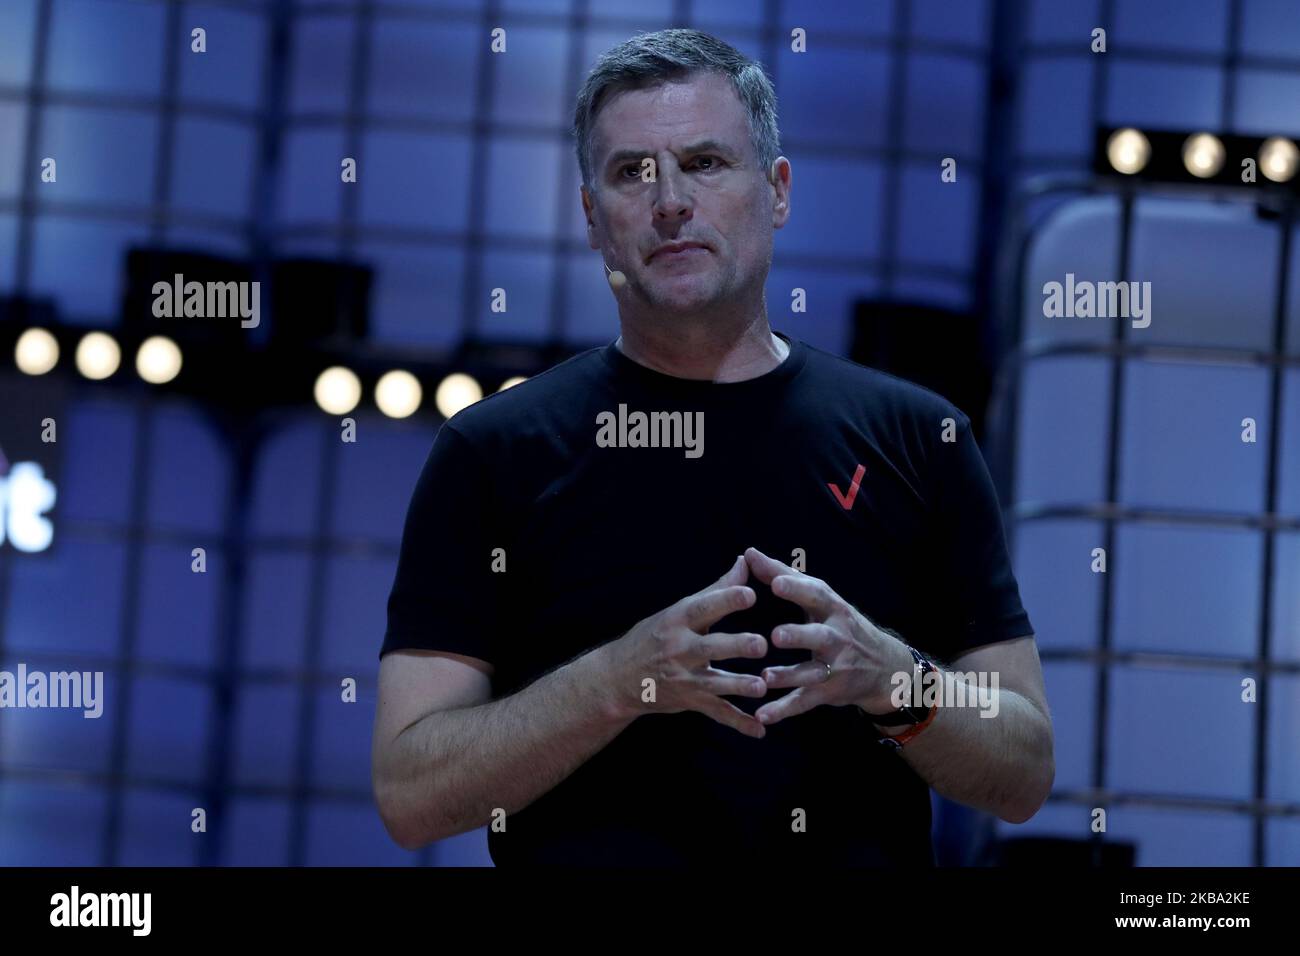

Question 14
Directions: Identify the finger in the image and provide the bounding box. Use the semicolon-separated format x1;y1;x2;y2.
769;621;837;655
761;660;833;690
756;685;828;726
697;668;768;698
770;573;836;621
680;584;755;632
699;554;749;595
695;632;768;662
742;546;799;585
697;697;767;739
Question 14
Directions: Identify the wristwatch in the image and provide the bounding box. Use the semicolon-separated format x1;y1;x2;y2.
858;645;937;726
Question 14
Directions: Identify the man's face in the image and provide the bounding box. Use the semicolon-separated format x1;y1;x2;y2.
582;71;790;317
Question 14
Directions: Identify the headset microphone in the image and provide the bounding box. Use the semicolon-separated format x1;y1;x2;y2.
604;261;626;290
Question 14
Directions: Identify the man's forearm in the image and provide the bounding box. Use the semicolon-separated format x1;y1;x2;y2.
374;644;636;849
873;669;1054;824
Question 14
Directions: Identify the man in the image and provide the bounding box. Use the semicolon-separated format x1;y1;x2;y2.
373;28;1053;866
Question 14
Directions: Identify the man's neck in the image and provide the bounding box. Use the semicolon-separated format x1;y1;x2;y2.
613;320;789;383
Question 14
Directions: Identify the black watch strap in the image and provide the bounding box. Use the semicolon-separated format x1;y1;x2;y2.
859;645;936;726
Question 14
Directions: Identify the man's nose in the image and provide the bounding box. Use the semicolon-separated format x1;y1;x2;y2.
651;163;693;222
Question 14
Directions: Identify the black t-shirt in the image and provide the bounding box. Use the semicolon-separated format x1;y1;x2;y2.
381;330;1034;866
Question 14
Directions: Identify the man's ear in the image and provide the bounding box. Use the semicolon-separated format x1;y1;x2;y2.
769;157;791;229
580;184;601;250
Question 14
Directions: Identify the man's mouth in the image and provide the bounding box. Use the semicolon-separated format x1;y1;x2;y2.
647;242;710;263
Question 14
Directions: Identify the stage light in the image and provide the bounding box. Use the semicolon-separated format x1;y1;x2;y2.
1106;128;1150;175
1182;133;1224;178
375;370;422;419
314;366;362;415
75;332;121;380
136;335;182;384
498;375;528;391
435;372;482;418
14;328;59;376
1259;137;1299;184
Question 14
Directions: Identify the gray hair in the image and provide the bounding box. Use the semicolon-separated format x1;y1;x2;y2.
571;28;781;190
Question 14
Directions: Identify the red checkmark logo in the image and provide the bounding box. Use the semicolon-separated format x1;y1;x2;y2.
827;463;866;510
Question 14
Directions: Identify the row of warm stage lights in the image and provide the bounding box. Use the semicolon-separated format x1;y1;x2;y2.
12;327;528;419
1105;128;1300;181
311;365;528;419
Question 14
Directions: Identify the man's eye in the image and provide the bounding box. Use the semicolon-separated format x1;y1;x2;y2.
691;155;721;171
620;164;644;178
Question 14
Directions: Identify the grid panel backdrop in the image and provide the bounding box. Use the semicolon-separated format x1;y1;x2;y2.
1002;195;1300;866
990;0;1300;866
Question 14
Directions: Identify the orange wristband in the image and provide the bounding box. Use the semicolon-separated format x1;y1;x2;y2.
878;702;938;752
